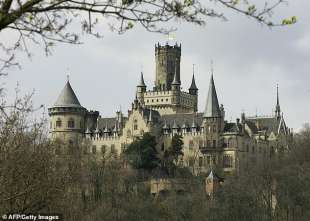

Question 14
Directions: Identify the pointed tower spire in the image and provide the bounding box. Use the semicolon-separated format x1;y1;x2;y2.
53;80;82;108
138;72;146;87
275;84;281;119
189;64;198;96
203;74;221;118
171;61;180;85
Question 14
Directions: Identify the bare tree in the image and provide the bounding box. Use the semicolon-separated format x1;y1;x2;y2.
0;0;295;74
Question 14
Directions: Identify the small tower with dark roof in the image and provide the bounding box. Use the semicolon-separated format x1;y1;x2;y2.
189;65;198;112
275;84;281;120
136;72;147;105
171;64;181;91
48;79;87;144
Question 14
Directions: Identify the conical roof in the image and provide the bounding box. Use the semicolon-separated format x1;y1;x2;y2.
203;75;221;118
54;81;82;108
137;72;146;87
189;74;198;90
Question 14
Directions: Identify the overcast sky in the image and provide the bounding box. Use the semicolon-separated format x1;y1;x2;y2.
2;0;310;131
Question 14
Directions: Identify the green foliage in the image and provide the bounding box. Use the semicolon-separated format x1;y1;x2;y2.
124;133;160;171
282;16;297;25
162;134;184;176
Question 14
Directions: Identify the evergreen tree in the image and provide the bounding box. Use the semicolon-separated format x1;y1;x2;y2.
124;133;160;171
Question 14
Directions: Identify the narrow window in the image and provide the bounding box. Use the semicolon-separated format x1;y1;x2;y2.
92;145;96;154
101;145;106;154
213;140;216;148
68;118;75;128
111;144;115;153
189;140;194;149
133;119;138;130
199;157;203;167
56;118;62;128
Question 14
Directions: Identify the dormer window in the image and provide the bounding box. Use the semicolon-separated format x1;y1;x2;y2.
68;118;75;128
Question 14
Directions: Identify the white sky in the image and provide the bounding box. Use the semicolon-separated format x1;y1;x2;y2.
2;0;310;132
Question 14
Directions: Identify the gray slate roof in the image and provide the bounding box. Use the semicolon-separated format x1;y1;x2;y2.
189;74;198;90
137;72;146;87
54;81;82;108
246;116;280;135
203;75;221;118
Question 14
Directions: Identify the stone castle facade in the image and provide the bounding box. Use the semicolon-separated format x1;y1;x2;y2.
48;42;292;175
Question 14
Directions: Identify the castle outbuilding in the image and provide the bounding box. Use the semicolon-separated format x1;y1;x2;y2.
48;42;292;175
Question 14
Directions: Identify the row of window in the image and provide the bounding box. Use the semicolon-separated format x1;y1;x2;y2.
189;140;217;149
91;143;128;155
92;144;115;154
146;98;169;103
52;118;76;129
196;155;233;168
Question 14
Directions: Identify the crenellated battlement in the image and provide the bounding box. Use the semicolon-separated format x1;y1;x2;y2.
155;42;181;55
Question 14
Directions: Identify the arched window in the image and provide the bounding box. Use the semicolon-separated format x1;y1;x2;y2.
56;118;62;128
92;145;96;154
101;145;106;154
68;118;75;128
127;130;131;138
223;155;233;168
133;119;138;130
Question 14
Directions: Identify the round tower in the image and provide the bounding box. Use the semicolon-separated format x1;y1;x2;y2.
48;80;87;145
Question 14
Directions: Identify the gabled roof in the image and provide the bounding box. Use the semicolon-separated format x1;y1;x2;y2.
53;81;82;108
203;75;221;118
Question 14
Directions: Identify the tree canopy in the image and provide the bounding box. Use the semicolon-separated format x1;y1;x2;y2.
124;132;160;171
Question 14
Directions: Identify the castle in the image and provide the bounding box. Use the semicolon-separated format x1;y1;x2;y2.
48;42;292;175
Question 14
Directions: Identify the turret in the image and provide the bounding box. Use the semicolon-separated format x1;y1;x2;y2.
48;79;87;144
171;63;181;91
136;72;147;105
203;74;223;147
189;65;198;95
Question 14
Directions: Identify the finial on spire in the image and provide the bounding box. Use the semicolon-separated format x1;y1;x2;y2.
210;60;214;75
275;83;281;119
138;72;146;87
193;64;195;75
66;67;70;82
